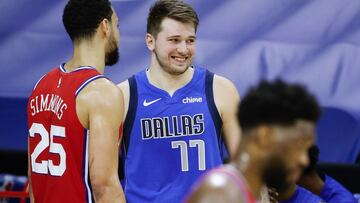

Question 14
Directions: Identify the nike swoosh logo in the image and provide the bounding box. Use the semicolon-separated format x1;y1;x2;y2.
143;98;162;106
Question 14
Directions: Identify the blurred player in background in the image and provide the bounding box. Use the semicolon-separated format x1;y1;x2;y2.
186;80;321;203
273;145;357;203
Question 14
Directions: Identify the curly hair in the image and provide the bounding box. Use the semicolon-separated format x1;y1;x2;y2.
238;80;321;131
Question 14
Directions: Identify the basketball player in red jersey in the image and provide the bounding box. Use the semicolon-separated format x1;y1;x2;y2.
186;80;321;203
27;0;125;202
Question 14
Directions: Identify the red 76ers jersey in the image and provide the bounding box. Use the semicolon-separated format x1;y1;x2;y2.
27;64;105;203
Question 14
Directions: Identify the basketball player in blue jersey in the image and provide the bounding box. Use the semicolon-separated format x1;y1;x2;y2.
186;80;321;203
117;0;240;202
274;145;357;203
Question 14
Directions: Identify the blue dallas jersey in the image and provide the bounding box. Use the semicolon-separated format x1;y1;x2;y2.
319;175;357;203
120;67;228;203
280;175;357;203
280;186;325;203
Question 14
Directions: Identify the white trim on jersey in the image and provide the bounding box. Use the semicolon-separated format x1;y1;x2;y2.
84;130;92;203
75;75;104;96
33;74;46;90
59;64;96;73
59;64;66;72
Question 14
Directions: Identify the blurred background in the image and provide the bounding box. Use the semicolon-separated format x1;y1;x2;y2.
0;0;359;194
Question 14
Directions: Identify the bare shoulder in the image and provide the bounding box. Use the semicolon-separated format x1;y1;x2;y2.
187;172;245;203
212;75;241;157
213;74;240;99
81;78;124;106
117;80;129;94
117;80;129;121
76;78;124;128
117;80;129;103
212;74;240;116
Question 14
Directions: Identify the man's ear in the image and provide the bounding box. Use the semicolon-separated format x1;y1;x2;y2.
99;18;111;38
254;125;273;149
146;33;155;51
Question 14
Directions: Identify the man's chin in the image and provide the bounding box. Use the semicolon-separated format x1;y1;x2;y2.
263;162;291;193
169;67;188;75
170;63;192;73
268;180;291;194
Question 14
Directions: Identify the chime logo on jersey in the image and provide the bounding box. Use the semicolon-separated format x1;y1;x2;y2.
141;113;205;139
182;96;203;104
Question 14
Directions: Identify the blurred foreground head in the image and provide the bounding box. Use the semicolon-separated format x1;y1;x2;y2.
238;80;321;193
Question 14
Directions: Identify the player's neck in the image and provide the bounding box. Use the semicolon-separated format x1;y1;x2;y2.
66;41;106;74
236;151;263;199
147;64;194;97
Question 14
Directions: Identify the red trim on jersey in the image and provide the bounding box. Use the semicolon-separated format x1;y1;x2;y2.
212;166;257;203
185;165;257;203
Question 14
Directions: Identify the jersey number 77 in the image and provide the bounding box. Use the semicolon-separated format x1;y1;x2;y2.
171;139;206;172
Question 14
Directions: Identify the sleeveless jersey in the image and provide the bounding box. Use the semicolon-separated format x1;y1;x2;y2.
27;64;105;203
120;67;228;203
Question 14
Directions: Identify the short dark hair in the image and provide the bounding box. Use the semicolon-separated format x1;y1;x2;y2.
238;80;321;131
147;0;199;38
62;0;113;42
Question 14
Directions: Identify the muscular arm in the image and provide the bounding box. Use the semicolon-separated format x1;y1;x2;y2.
77;78;125;203
117;80;129;123
213;75;241;159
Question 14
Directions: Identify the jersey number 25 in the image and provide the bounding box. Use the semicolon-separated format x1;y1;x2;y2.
29;123;66;176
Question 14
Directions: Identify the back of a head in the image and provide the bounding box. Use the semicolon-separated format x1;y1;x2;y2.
238;80;321;132
63;0;113;42
147;0;199;38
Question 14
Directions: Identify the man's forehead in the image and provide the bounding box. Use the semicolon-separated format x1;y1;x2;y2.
294;120;315;134
159;18;195;34
270;120;315;141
